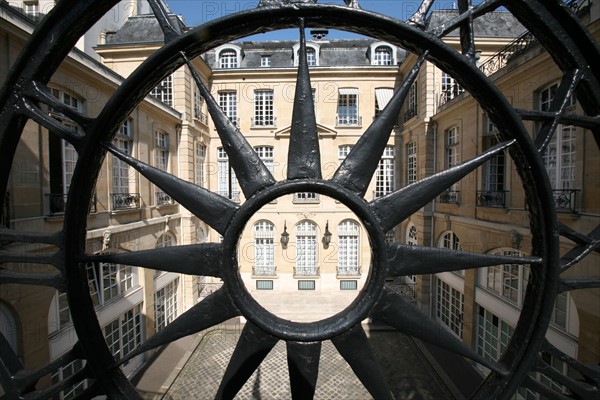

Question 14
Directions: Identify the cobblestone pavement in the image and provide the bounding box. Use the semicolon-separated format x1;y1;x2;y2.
165;327;455;400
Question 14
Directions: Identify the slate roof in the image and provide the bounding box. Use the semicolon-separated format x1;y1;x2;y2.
105;14;188;45
428;10;526;38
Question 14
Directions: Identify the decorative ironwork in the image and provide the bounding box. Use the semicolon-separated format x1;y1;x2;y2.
111;193;141;210
47;193;96;215
552;189;579;213
440;190;460;204
294;266;320;277
156;191;175;206
479;31;537;76
477;190;508;208
251;116;277;128
387;282;416;302
336;115;362;127
337;266;361;276
293;192;319;202
253;266;277;276
0;1;598;399
403;105;417;121
438;82;465;108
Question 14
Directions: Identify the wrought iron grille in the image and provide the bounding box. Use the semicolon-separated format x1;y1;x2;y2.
0;1;599;400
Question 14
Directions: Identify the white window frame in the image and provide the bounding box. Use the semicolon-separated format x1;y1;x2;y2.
86;261;139;308
150;75;173;106
373;45;393;65
260;55;272;67
254;221;275;276
254;146;274;175
404;82;418;120
407;141;417;185
337;88;360;126
51;359;88;400
219;49;239;68
440;71;464;103
375;146;395;198
195;142;206;187
155;278;179;331
295;221;318;276
480;249;529;306
112;119;133;195
338;220;360;275
436;279;464;338
217;147;240;201
476;305;514;364
154;131;169;172
293;43;320;66
253;90;275;126
218;91;238;126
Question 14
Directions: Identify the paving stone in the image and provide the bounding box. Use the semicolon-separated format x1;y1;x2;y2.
166;328;455;399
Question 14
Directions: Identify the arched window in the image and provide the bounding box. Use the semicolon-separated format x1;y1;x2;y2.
306;47;316;66
219;49;238;68
254;221;275;276
156;232;176;248
296;221;317;276
338;220;360;275
373;45;393;65
293;43;320;66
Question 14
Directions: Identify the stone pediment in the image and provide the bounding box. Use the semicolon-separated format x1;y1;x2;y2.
274;123;337;139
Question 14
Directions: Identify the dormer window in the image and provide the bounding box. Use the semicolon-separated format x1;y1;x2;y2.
216;45;242;69
293;42;320;67
369;42;397;66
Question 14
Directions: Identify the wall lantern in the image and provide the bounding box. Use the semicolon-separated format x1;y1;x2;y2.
322;221;332;249
280;221;290;249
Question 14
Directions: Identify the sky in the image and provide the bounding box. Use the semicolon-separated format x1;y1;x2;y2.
165;0;473;41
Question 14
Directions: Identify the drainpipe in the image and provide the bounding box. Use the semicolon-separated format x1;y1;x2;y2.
429;120;438;317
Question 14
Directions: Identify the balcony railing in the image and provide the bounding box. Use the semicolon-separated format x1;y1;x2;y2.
293;192;319;203
194;109;209;125
438;83;465;108
477;190;508;208
156;191;176;206
388;282;416;302
253;266;277;277
336;115;362;127
47;193;96;215
111;193;141;211
251;116;277;128
553;189;579;213
403;106;417;122
294;266;320;277
479;31;537;76
337;266;361;277
217;190;241;202
440;190;460;204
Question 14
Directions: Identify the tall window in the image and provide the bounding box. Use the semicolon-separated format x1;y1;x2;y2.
482;118;505;192
104;304;143;366
51;359;88;399
154;131;169;171
156;232;175;249
436;279;464;338
445;127;460;192
86;262;138;307
306;47;317;66
338;220;360;275
373;46;393;65
155;278;179;331
194;89;205;122
440;72;464;104
217;147;240;200
254;146;274;175
112;119;133;195
253;90;274;126
375;146;395;198
338;145;353;174
296;221;317;276
218;91;237;126
219;49;238;68
150;75;173;106
440;231;463;275
49;88;82;203
337;88;359;126
406;141;417;185
195;143;206;187
551;292;569;330
254;221;275;276
539;84;577;190
481;249;529;306
476;306;513;363
404;82;418;121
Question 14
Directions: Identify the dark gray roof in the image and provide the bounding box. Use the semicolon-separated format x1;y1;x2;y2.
204;39;407;69
104;14;188;45
428;10;526;38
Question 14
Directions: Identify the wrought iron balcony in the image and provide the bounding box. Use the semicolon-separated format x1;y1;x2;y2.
111;193;141;211
252;266;277;277
403;106;417;122
337;266;361;277
156;191;176;206
387;282;416;302
477;190;508;208
438;83;465;108
336;115;362;127
251;116;277;128
47;193;96;215
552;189;579;213
479;31;537;76
440;190;460;204
194;109;208;125
294;266;320;277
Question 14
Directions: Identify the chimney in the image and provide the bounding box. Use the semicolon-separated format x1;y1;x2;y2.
310;29;329;40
